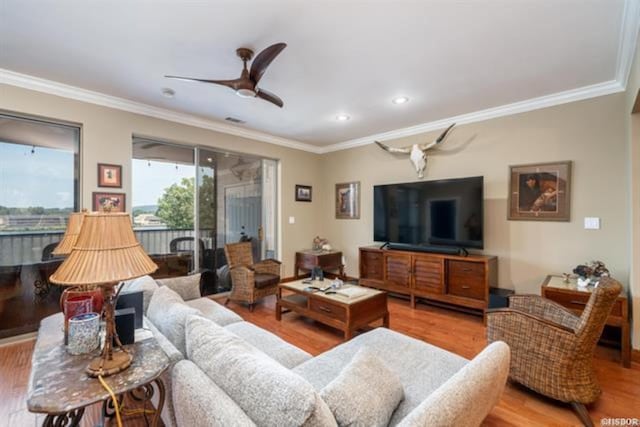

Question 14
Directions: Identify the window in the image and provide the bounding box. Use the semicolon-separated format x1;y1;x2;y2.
132;138;196;276
0;112;80;338
132;137;279;295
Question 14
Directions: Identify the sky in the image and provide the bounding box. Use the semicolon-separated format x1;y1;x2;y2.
0;142;75;208
131;159;194;207
0;141;196;209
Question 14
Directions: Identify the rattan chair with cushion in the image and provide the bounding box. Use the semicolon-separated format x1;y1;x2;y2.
224;241;281;311
486;277;622;427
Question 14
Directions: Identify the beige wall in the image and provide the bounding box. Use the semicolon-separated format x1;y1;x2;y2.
0;84;323;277
320;93;631;298
631;112;639;350
626;40;640;350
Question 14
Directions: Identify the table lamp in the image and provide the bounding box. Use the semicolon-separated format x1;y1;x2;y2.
50;212;158;377
52;210;86;256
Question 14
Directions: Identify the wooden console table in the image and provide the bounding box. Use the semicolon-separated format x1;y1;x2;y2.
27;313;169;426
295;249;344;278
359;246;497;319
541;275;630;368
276;279;388;340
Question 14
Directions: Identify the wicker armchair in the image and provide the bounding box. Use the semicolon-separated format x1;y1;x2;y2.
487;277;622;427
224;242;281;311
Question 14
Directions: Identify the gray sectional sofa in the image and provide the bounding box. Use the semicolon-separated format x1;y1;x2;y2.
122;274;511;427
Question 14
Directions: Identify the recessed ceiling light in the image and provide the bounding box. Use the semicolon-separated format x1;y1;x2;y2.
392;96;409;105
161;88;175;98
336;114;351;121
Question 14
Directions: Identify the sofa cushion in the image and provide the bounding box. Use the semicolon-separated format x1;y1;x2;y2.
148;286;200;355
144;317;182;427
172;360;257;427
396;341;510;427
157;274;202;301
185;298;243;326
320;348;404;427
121;275;158;314
144;316;183;364
254;273;280;289
293;327;467;426
225;321;312;369
185;315;335;427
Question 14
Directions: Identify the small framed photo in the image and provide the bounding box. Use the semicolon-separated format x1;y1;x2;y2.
98;163;122;188
335;181;360;219
295;185;312;202
92;192;126;213
508;161;572;221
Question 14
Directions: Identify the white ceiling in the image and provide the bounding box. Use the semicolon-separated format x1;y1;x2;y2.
0;0;637;151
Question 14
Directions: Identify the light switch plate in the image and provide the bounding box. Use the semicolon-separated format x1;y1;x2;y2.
288;216;295;224
584;217;600;230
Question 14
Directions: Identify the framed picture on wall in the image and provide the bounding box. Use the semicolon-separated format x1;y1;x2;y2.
92;192;126;213
98;163;122;188
335;181;360;219
508;161;572;221
295;185;312;202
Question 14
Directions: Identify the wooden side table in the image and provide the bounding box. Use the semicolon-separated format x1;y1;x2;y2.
27;313;170;426
541;275;631;368
295;249;344;278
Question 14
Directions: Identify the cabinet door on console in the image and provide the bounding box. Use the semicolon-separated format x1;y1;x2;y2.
360;250;383;281
413;256;444;294
384;253;412;289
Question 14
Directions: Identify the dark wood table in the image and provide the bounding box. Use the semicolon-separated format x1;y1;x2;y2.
295;249;344;278
276;279;388;340
541;274;630;368
27;313;169;426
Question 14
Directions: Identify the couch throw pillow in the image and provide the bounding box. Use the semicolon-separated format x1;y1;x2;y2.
320;347;404;427
185;315;334;427
120;275;158;314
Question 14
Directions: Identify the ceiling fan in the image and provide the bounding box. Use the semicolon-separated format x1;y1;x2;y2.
165;43;287;108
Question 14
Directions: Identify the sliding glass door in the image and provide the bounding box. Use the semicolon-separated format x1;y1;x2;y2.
0;113;80;338
132;138;278;295
196;149;277;294
132;138;196;277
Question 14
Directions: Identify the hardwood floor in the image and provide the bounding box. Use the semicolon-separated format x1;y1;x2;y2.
1;294;638;426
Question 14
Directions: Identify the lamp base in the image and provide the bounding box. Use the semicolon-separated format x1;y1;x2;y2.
86;350;132;377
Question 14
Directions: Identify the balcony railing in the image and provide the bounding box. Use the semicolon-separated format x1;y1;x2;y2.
0;228;195;266
0;227;205;339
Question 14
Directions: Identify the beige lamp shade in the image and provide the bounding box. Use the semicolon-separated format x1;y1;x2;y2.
52;211;85;256
50;212;158;286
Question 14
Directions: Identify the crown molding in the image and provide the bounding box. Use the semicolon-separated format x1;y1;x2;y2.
0;0;637;156
318;80;624;153
0;69;324;154
616;0;640;88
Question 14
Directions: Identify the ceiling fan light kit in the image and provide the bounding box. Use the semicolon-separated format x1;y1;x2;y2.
236;88;256;98
165;43;287;108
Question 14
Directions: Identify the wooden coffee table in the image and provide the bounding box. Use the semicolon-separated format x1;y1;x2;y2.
276;279;389;340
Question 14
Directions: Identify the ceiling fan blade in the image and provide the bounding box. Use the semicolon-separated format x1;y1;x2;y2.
256;89;284;108
165;75;239;90
249;43;287;84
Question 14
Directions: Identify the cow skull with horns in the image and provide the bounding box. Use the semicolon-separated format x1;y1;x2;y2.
374;123;456;179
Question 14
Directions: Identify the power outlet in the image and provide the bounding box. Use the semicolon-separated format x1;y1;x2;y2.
288;216;296;224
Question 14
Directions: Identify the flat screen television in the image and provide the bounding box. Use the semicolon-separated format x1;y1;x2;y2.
374;176;484;250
